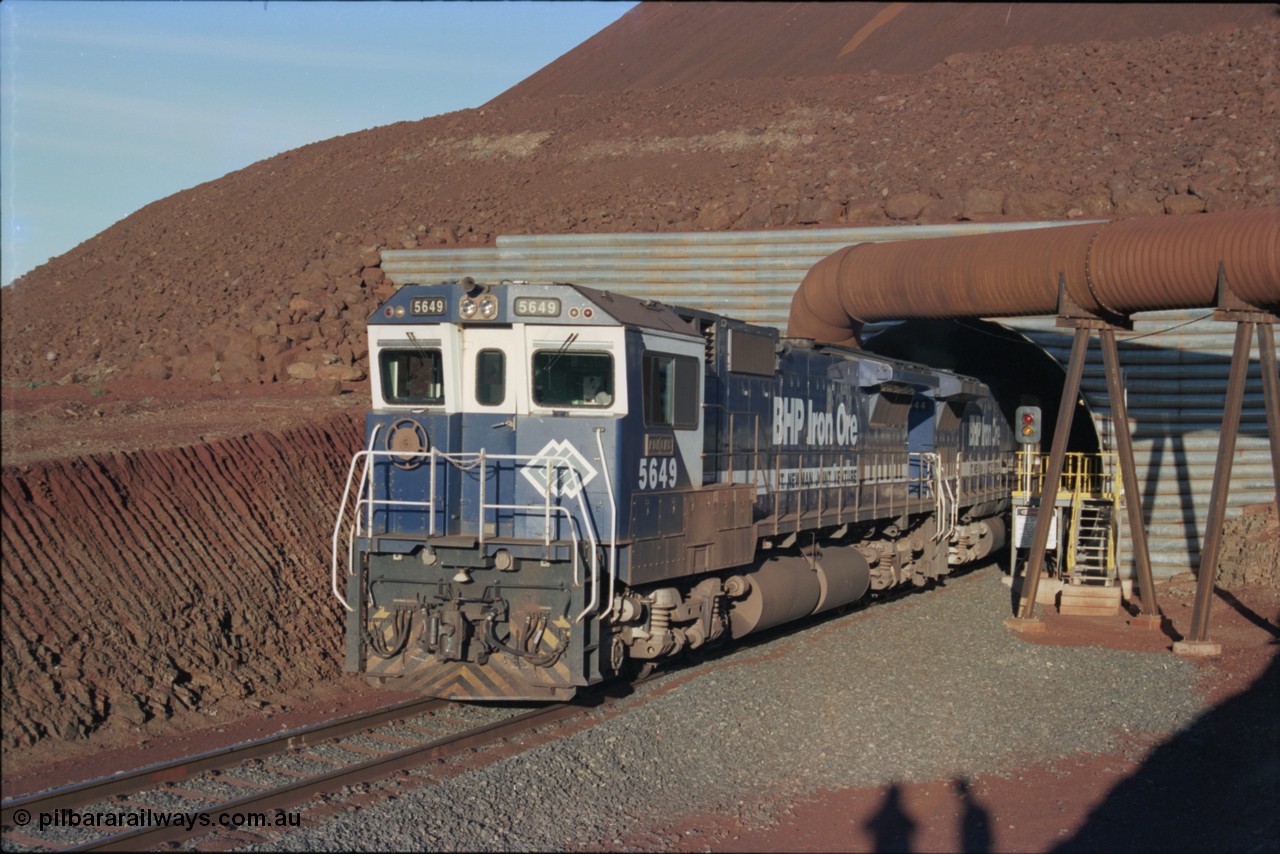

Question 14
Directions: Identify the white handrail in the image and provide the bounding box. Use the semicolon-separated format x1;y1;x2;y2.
593;427;618;621
543;459;554;560
331;425;383;613
332;439;608;620
478;449;488;548
571;480;600;622
331;453;362;613
428;446;439;536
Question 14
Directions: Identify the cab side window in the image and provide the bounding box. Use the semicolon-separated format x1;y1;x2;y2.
475;349;506;406
643;352;699;428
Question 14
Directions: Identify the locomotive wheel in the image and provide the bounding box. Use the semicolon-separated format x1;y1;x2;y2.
625;660;657;682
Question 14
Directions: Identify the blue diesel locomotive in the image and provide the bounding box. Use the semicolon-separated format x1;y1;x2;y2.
332;280;1012;700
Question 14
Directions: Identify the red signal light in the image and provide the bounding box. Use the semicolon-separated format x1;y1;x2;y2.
1015;406;1042;444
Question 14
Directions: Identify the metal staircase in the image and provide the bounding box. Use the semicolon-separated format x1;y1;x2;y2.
1013;451;1125;615
1067;497;1115;583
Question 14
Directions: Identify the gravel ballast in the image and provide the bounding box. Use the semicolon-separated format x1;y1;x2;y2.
256;568;1204;851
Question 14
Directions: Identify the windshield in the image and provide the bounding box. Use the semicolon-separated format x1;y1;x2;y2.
532;351;614;408
380;349;444;405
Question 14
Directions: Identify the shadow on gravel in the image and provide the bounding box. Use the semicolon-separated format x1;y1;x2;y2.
1054;649;1280;853
868;784;916;853
954;777;993;854
866;778;994;853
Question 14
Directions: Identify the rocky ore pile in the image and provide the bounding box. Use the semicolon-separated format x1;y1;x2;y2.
2;20;1276;388
1218;505;1280;590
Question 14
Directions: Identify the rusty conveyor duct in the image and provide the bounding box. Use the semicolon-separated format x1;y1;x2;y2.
787;207;1280;346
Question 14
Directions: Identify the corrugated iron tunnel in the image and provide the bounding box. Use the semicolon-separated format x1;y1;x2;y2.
863;318;1101;455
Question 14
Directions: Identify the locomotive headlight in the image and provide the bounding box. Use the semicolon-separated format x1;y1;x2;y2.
478;294;498;319
460;297;478;319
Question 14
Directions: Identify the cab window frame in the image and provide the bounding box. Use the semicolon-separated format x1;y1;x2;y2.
642;351;700;429
379;347;445;406
531;350;615;409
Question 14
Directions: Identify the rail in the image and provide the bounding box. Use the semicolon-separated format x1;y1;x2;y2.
0;697;447;825
8;700;595;852
332;441;616;622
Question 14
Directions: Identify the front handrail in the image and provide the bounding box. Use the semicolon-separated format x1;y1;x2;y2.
331;441;617;623
331;425;383;613
592;427;618;622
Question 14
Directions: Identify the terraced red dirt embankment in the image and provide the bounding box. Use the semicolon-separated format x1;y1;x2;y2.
1;390;363;757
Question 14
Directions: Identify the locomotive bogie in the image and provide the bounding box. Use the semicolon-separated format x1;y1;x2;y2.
333;281;1015;700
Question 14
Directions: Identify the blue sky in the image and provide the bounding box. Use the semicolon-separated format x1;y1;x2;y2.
0;0;636;286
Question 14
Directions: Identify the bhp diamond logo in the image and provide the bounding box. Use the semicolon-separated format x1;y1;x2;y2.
522;439;598;498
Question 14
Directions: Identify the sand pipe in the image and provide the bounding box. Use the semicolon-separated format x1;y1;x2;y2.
787;207;1280;346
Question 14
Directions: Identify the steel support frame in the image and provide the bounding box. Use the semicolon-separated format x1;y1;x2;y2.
1100;325;1161;620
1009;278;1161;628
1179;270;1279;652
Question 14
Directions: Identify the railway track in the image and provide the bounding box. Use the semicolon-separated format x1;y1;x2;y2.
0;693;604;851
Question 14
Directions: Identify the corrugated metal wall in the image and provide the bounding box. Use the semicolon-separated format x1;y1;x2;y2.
382;223;1077;330
381;224;1276;578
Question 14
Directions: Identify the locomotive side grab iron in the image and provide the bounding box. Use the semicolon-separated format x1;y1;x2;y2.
333;280;1013;700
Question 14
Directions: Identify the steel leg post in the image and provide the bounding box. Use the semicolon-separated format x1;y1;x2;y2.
1100;328;1160;622
1008;325;1090;628
1256;322;1280;522
1177;320;1254;654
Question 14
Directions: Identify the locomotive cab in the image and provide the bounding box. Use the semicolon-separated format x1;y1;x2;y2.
335;280;705;699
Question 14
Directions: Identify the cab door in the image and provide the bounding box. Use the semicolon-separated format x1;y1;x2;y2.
459;326;523;538
627;333;706;583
